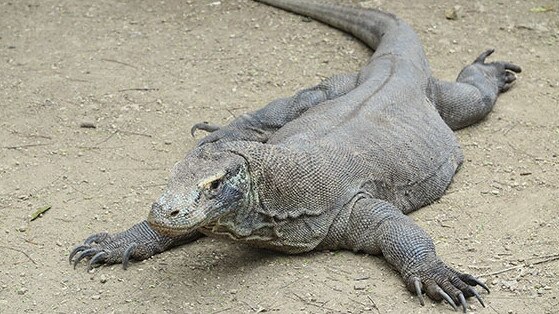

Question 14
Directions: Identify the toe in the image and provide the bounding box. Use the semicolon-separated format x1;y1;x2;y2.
457;293;468;313
502;62;522;73
84;232;109;245
88;251;108;270
436;286;458;310
474;49;495;64
73;248;98;269
69;245;90;263
504;71;516;83
412;277;425;306
459;274;490;294
122;243;138;270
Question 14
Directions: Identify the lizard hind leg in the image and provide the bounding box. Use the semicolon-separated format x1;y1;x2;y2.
194;72;360;146
429;49;521;130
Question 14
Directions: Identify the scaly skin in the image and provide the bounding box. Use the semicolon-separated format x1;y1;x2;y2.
71;1;519;311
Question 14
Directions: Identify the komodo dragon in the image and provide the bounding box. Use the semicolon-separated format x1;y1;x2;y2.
70;0;521;311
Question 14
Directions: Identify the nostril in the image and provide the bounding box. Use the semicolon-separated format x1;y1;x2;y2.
169;210;180;217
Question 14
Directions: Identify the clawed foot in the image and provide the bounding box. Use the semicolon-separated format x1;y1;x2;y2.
405;259;489;312
473;49;522;93
69;231;141;270
69;221;167;271
70;221;202;271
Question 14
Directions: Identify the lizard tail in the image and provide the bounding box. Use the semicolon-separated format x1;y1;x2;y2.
253;0;413;53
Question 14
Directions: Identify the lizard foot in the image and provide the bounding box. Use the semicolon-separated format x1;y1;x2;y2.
70;232;146;271
405;258;489;312
472;49;522;93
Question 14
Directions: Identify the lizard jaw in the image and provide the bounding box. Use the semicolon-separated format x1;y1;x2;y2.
147;219;194;237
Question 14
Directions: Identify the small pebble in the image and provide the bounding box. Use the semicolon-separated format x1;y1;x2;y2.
445;6;463;20
99;275;108;284
17;287;28;295
80;121;96;129
91;295;101;300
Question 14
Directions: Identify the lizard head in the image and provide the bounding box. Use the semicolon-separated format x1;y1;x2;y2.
147;144;250;236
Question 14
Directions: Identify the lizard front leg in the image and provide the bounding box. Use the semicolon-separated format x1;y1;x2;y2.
70;220;203;270
321;195;488;312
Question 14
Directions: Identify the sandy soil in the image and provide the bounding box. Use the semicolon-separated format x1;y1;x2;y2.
1;0;558;313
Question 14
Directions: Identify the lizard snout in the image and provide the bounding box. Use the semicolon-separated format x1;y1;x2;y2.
148;201;196;236
151;201;179;217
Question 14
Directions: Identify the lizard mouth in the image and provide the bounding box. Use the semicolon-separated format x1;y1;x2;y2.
147;219;194;237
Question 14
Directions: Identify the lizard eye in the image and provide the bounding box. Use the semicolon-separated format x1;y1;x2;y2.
198;172;225;197
204;178;222;199
209;179;221;191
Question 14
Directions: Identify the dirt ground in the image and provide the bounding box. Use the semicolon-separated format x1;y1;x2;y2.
1;0;558;313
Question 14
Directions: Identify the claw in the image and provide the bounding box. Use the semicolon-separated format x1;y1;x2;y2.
436;286;457;311
504;71;516;83
122;243;138;270
470;288;485;308
73;248;98;269
69;245;90;263
191;122;220;137
474;49;495;64
502;62;522;73
460;274;490;294
88;251;108;271
413;277;425;306
458;292;467;313
84;232;109;245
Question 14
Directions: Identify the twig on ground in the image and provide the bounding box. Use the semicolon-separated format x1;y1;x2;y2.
480;254;559;277
118;88;159;92
367;295;381;313
115;129;152;138
10;130;52;140
100;58;138;69
0;245;36;265
3;143;50;149
211;307;232;314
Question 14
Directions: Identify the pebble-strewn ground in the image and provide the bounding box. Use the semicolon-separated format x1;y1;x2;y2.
1;1;557;313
